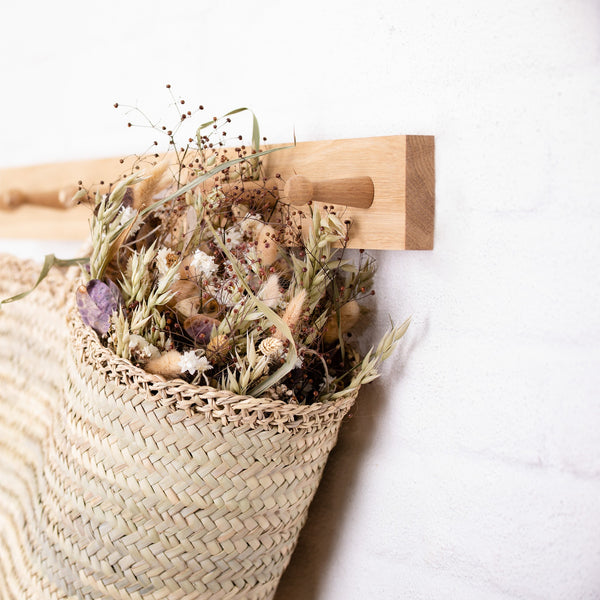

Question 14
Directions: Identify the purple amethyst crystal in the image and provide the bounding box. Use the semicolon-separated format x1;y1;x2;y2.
76;279;122;335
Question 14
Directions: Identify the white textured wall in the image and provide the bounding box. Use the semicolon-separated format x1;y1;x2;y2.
1;1;599;598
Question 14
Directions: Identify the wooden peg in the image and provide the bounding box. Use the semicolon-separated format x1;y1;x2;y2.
0;186;79;210
283;175;374;209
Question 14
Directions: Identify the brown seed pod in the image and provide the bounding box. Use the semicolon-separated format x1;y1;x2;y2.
175;296;201;319
166;280;199;307
176;295;220;319
203;297;220;318
323;300;361;344
256;224;279;267
231;203;249;220
184;314;220;345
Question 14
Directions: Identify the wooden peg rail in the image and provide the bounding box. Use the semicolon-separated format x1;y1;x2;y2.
0;135;435;250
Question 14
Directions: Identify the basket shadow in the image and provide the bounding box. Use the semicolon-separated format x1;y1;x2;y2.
273;306;423;599
272;376;391;600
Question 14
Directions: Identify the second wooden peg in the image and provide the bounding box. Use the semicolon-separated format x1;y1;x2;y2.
283;175;374;209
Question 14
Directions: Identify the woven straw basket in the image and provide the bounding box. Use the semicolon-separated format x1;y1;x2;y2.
0;254;358;600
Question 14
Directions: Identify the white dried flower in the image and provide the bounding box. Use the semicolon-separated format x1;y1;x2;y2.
156;247;179;277
258;336;284;359
212;278;242;307
219;226;243;249
190;249;217;278
128;334;160;361
119;206;136;225
179;351;213;376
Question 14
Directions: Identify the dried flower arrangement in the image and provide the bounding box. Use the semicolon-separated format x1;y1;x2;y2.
0;94;413;599
65;100;409;405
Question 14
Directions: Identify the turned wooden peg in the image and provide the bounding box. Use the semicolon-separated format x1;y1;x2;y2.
283;175;374;209
0;186;79;210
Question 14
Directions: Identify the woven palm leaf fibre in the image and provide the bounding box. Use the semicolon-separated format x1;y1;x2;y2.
0;254;358;599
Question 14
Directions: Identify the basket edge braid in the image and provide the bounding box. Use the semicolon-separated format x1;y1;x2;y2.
69;307;359;434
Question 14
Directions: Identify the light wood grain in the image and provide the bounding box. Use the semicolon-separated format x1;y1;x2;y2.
0;204;93;240
0;135;435;250
405;135;435;249
284;175;374;209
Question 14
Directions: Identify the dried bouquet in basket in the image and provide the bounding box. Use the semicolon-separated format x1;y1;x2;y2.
22;105;409;403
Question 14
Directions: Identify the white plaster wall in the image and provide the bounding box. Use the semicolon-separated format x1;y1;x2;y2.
1;1;599;598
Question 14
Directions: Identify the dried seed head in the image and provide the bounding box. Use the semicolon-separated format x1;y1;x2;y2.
259;336;284;359
145;350;183;378
202;297;220;318
257;274;282;308
133;159;171;210
206;334;231;362
275;289;307;340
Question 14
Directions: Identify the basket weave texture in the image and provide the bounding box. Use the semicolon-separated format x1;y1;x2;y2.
0;254;358;600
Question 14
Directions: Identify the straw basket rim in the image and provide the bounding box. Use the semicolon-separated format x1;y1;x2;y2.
69;306;358;434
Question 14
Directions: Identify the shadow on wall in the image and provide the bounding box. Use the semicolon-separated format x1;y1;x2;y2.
273;377;390;599
274;253;421;599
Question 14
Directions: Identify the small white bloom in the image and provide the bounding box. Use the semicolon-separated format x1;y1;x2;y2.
179;351;213;376
294;355;304;369
119;206;137;225
129;334;160;361
218;226;243;249
119;206;142;235
156;247;175;277
190;249;217;278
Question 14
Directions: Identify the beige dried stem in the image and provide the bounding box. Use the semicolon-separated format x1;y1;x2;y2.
105;159;172;271
133;158;172;210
